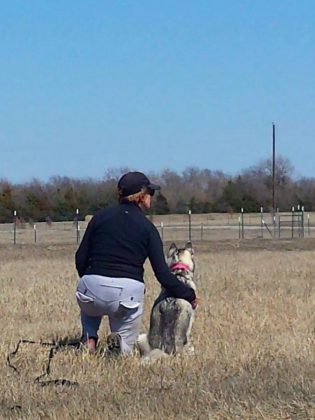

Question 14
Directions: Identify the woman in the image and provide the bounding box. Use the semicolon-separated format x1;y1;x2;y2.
75;171;197;355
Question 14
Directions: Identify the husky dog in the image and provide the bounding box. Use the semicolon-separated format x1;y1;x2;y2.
137;241;197;361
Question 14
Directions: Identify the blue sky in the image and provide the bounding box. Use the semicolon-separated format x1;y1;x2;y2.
1;1;314;183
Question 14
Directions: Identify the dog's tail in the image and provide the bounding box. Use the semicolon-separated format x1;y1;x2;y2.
143;348;168;363
136;334;168;363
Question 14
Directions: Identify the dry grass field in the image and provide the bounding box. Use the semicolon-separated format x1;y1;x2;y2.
1;238;314;419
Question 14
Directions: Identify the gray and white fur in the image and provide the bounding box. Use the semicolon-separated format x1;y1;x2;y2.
137;241;197;362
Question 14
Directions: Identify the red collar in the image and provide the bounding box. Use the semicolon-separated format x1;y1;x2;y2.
170;262;191;272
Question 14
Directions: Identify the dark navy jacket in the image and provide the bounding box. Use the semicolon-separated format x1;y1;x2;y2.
75;202;196;303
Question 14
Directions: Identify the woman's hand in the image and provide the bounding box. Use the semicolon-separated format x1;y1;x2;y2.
191;296;200;310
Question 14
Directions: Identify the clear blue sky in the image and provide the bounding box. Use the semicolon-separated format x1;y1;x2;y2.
1;0;314;183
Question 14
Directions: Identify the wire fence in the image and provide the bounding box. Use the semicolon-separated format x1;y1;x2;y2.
1;209;314;245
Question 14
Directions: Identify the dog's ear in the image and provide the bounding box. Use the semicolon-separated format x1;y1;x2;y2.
184;241;194;255
167;242;177;258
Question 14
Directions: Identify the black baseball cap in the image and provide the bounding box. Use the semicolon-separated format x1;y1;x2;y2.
118;171;161;197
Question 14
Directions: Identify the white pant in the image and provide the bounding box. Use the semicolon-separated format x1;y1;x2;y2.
76;275;145;353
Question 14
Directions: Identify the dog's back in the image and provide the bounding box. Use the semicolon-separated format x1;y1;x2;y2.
148;297;193;354
137;242;196;360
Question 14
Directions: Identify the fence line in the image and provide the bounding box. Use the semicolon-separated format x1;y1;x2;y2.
0;210;314;245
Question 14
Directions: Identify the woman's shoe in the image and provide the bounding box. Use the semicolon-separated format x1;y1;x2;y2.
105;333;122;357
86;337;97;354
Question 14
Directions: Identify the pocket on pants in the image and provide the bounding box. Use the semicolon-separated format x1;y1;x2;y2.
117;299;142;320
76;291;94;304
119;299;141;310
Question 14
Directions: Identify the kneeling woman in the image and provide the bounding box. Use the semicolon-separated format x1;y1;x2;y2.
75;171;197;354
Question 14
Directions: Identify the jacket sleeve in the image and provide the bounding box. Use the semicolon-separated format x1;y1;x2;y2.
147;225;196;303
75;217;95;277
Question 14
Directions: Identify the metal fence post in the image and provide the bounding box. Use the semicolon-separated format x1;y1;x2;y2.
291;206;294;239
160;222;164;241
34;224;37;243
201;222;203;241
238;216;241;239
273;215;276;238
241;207;245;239
260;207;264;238
308;213;310;236
75;208;80;244
301;206;305;238
13;210;17;245
297;204;301;238
188;209;192;241
278;211;281;238
276;208;280;238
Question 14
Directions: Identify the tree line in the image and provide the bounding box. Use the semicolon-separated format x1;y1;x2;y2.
0;157;314;223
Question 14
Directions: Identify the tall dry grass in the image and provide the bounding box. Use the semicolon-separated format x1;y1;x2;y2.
0;242;314;419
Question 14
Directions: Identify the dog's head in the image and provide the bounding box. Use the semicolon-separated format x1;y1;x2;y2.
166;241;195;273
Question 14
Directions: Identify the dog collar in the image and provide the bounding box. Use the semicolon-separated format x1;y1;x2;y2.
170;262;191;272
